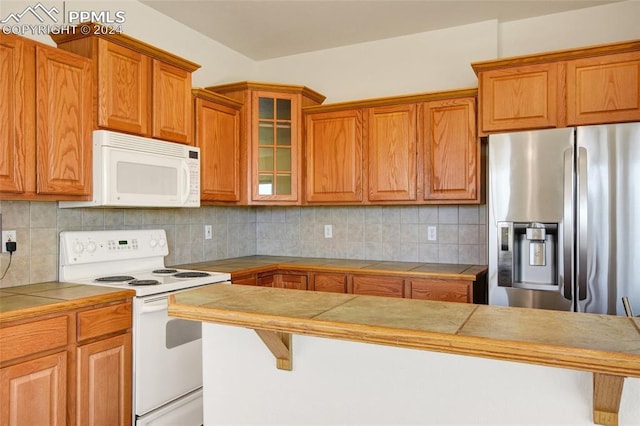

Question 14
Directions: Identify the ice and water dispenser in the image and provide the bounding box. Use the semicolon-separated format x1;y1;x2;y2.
497;222;558;289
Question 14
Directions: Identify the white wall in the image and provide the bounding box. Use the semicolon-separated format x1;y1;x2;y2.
257;20;498;103
500;0;640;57
203;324;640;425
2;0;256;86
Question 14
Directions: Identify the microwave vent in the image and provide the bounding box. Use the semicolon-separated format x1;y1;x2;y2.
95;130;191;158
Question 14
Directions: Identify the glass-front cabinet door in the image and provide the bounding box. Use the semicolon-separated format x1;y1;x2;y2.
253;91;298;201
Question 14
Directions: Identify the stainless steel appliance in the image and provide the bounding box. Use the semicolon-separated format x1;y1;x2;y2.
488;123;640;315
59;130;201;208
59;229;230;425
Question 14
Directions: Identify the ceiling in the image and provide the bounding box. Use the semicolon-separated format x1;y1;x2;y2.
141;0;619;60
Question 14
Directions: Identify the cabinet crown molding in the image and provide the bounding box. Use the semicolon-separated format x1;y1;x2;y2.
192;88;244;108
471;38;640;74
205;81;326;104
50;22;200;72
303;87;477;113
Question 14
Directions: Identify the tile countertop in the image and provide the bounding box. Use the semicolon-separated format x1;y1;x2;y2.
0;282;135;324
175;255;487;280
169;284;640;377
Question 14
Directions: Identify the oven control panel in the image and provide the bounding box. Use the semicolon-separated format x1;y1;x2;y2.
60;229;169;265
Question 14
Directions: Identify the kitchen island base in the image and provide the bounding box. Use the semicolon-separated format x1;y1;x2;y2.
202;324;640;425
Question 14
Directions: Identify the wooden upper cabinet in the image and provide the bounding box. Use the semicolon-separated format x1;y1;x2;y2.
0;35;28;195
423;97;479;202
0;34;91;200
473;39;640;133
366;104;418;201
193;89;243;203
476;63;560;132
566;51;640;125
304;109;363;203
302;88;479;205
152;61;193;143
36;45;92;196
51;24;200;145
205;82;326;205
97;39;150;135
366;104;418;202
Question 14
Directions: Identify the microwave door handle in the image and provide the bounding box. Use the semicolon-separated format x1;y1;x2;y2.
563;148;574;300
181;162;191;203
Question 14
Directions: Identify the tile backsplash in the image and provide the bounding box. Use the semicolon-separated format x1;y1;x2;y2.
0;200;256;287
0;201;487;288
256;205;487;264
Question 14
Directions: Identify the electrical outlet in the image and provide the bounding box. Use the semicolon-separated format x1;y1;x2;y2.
427;226;437;241
324;224;333;239
204;225;213;240
2;230;17;253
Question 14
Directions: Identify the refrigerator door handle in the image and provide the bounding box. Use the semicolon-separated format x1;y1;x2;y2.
577;147;588;300
563;148;574;300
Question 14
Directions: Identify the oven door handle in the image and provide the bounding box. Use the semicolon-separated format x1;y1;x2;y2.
140;296;169;313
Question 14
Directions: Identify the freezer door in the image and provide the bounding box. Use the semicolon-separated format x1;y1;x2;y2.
577;123;640;315
488;128;574;310
489;128;574;223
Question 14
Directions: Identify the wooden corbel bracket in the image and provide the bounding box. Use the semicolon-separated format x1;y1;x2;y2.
593;373;625;426
254;329;292;371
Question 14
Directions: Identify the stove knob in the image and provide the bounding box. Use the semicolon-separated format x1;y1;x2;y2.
73;242;84;254
158;238;166;247
86;242;97;253
149;238;158;248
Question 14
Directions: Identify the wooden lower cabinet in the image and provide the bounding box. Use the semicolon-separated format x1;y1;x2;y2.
232;273;258;286
310;272;348;293
0;299;133;426
77;333;132;426
230;267;485;304
0;351;67;426
352;275;405;298
408;278;472;303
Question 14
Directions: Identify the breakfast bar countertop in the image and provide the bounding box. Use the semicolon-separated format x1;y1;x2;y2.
169;284;640;425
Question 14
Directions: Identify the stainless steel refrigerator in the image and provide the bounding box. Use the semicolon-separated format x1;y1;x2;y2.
488;122;640;315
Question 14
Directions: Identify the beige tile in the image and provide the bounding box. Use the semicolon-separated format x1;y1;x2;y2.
30;202;57;228
0;256;30;288
82;209;105;227
2;201;30;228
30;228;57;256
0;294;59;312
315;295;476;334
5;282;79;294
104;209;125;227
57;208;83;230
30;255;57;283
460;305;640;354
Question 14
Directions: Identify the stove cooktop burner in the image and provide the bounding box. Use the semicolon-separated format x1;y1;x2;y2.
128;279;160;286
96;275;136;282
152;269;178;274
173;271;210;278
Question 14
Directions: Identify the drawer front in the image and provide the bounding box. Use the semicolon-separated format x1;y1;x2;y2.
410;279;471;303
0;315;69;363
352;275;405;298
77;302;132;342
312;273;348;293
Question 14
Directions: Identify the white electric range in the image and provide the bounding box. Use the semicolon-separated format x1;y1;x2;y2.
59;229;230;426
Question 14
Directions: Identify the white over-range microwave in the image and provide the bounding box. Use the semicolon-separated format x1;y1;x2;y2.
60;130;200;208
